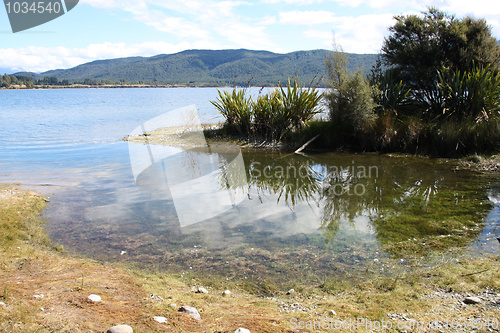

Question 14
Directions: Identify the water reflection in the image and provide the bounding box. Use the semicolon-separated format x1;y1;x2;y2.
43;145;497;291
130;136;494;256
123;105;493;257
128;105;248;227
231;152;493;255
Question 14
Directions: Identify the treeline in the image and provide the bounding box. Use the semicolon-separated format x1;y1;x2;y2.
0;74;139;88
213;8;500;157
1;74;60;88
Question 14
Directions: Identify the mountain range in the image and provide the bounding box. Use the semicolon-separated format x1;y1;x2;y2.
17;49;379;87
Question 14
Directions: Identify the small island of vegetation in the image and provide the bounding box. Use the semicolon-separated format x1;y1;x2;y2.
211;8;500;158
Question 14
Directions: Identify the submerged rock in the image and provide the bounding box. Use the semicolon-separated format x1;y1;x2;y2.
178;305;201;321
106;325;133;333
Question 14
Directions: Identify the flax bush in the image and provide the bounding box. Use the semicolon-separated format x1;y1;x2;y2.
211;79;322;142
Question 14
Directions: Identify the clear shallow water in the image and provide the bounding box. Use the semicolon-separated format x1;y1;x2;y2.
1;88;499;292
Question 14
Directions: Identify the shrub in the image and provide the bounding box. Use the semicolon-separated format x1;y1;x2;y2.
324;48;378;145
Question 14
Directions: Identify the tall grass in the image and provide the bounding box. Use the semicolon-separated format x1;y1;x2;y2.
368;113;500;156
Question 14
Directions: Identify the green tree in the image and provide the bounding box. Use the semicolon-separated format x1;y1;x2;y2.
325;45;377;136
42;76;59;85
3;74;12;87
382;7;500;113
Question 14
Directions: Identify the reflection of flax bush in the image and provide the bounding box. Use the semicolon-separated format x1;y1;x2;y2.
247;157;322;207
211;79;322;142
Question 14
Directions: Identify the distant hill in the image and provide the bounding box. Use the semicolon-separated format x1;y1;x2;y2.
17;49;379;87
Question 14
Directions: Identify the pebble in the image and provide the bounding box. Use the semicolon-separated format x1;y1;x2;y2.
153;316;167;324
178;305;201;321
33;294;44;299
222;290;232;296
106;325;133;333
235;328;251;333
279;301;315;313
196;286;209;294
0;302;6;307
149;293;164;302
329;310;337;316
87;294;102;303
463;296;482;304
286;289;295;295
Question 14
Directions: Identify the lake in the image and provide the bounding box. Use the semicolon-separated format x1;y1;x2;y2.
1;88;499;293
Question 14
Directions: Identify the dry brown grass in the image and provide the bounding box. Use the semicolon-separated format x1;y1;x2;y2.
0;185;295;332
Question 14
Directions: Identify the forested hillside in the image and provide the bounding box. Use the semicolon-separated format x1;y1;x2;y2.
15;49;378;87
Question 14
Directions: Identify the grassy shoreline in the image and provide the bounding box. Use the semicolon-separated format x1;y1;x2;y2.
2;167;500;332
0;84;211;90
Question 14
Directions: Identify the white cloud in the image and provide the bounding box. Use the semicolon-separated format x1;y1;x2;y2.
259;15;278;25
329;0;500;37
6;0;497;74
333;0;422;10
0;41;194;73
279;11;336;25
81;0;276;52
261;0;324;4
433;0;500;17
304;29;333;40
331;13;396;54
429;0;500;37
303;29;334;48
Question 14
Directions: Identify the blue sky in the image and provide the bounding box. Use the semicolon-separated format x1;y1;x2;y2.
1;0;499;73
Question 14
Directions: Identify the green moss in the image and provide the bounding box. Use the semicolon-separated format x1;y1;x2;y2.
0;185;50;251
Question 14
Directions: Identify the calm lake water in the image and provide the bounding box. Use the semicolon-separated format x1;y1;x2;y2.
1;88;499;292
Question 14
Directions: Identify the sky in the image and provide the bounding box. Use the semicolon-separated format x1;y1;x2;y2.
0;0;499;73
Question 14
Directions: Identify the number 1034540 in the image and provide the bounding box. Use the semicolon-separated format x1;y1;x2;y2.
5;1;62;14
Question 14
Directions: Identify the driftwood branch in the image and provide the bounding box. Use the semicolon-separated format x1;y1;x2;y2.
295;134;320;154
